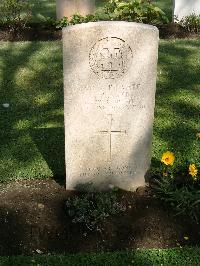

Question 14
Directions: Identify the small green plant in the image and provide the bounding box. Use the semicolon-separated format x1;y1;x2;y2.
154;178;200;223
70;13;86;25
56;16;69;28
179;13;200;33
43;16;57;28
56;14;98;28
65;184;126;231
0;0;32;31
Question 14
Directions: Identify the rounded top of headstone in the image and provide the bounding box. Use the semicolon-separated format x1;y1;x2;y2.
62;21;159;35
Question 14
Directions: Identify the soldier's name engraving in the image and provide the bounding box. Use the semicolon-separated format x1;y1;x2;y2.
84;83;145;111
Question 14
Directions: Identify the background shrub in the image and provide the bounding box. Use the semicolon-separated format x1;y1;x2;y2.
56;0;168;28
0;0;32;30
103;0;169;25
179;13;200;33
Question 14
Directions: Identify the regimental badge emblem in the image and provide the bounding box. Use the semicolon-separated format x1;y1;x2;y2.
89;37;133;79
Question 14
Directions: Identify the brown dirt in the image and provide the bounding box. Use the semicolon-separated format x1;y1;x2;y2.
0;179;199;256
0;28;62;42
0;23;199;42
158;23;200;39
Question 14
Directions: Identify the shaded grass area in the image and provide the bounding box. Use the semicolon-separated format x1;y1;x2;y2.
0;41;64;183
0;39;199;183
29;0;172;22
0;248;200;265
29;0;56;21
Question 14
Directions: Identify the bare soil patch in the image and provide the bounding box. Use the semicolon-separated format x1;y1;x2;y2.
0;179;199;255
0;27;61;41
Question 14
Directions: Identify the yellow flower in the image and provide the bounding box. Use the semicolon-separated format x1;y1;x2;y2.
196;133;200;139
161;151;175;166
189;164;198;178
184;236;189;240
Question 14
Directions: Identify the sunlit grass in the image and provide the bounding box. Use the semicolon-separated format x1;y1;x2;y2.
0;248;200;265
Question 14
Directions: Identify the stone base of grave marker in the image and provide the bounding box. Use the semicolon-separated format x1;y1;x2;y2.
63;21;159;191
56;0;95;20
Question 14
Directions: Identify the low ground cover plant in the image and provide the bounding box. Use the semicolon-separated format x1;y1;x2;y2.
155;179;200;223
65;184;126;231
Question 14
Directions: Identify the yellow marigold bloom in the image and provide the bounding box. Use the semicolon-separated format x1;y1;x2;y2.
196;133;200;139
189;164;198;178
161;151;175;166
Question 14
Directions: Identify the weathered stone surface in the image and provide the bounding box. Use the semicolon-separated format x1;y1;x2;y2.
63;21;159;191
173;0;200;21
56;0;95;20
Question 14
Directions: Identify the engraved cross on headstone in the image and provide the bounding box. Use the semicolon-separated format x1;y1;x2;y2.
99;114;127;159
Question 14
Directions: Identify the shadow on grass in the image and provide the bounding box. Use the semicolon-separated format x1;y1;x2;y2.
31;127;65;186
30;0;57;21
0;41;64;184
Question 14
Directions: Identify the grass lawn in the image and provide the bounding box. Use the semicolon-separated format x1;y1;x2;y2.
0;39;199;183
29;0;173;22
0;248;200;265
29;0;56;21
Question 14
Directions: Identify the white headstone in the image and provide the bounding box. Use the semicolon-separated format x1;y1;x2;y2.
63;21;159;191
56;0;95;20
173;0;200;21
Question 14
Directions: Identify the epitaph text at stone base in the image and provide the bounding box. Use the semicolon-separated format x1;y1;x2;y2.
63;21;159;191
